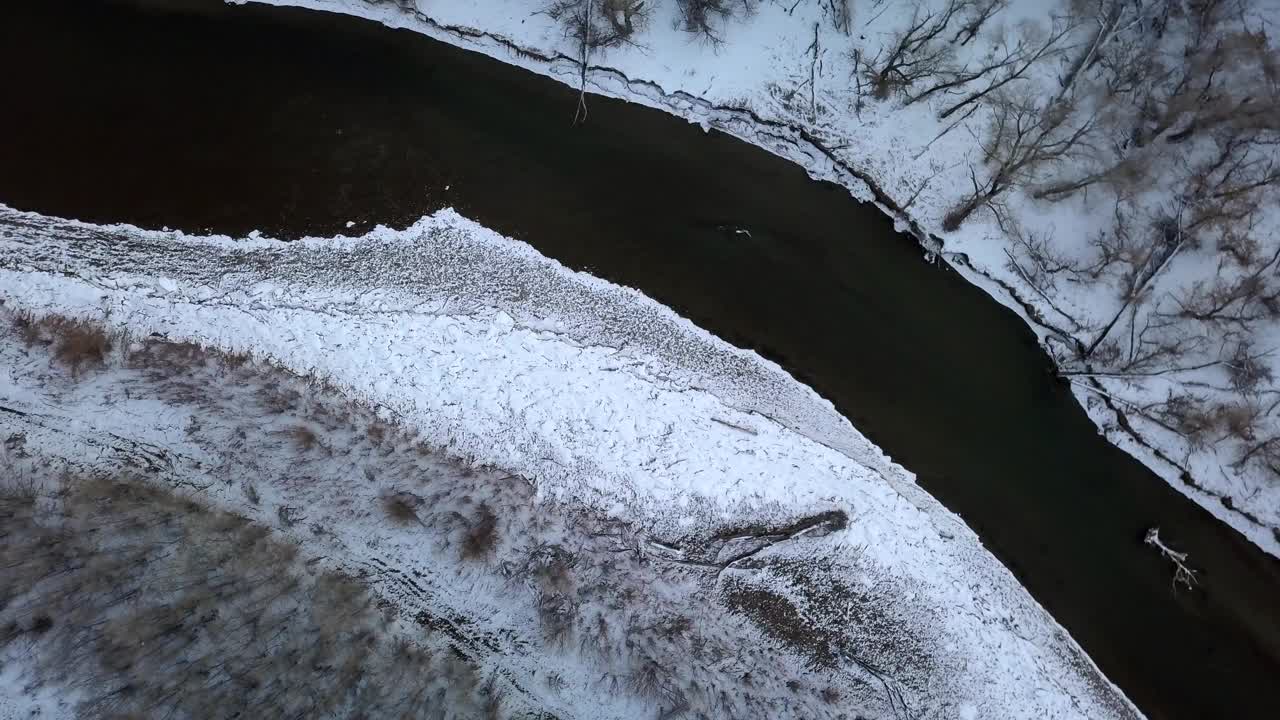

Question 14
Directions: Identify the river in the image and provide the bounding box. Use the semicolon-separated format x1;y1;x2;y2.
3;2;1279;718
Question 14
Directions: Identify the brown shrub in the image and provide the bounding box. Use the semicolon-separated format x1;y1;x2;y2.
289;425;319;452
1217;401;1262;442
45;317;112;375
461;503;499;560
366;420;387;447
382;491;424;526
11;312;41;347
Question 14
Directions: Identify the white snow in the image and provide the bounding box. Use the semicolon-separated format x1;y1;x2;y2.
0;204;1140;718
0;648;77;720
227;0;1280;556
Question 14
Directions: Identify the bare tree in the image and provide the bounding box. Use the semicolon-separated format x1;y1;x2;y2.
1031;149;1151;200
827;0;854;35
906;27;1038;105
1074;202;1194;365
943;91;1097;229
550;0;650;50
865;0;966;98
549;0;652;122
951;0;1007;46
675;0;755;44
1132;0;1280;146
937;16;1079;119
1181;131;1280;232
1171;243;1280;331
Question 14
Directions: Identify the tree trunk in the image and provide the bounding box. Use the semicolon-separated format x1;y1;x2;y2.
942;190;991;230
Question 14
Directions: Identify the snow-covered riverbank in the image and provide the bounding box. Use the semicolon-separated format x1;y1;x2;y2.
228;0;1280;555
0;204;1140;718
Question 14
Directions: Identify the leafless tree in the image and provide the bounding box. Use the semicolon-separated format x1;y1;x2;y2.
1233;425;1280;477
1054;0;1132;99
937;15;1079;119
1041;0;1279;201
943;91;1098;229
906;26;1039;105
550;0;651;122
550;0;651;50
1181;131;1280;233
675;0;755;44
1031;149;1151;200
1072;202;1195;365
1124;0;1280;147
1170;243;1280;331
826;0;854;35
951;0;1007;46
865;0;966;99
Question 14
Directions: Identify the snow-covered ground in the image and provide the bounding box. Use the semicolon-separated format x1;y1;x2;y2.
228;0;1280;555
0;205;1140;718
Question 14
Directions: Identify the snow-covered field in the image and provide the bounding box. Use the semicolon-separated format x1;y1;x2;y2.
0;205;1140;718
228;0;1280;555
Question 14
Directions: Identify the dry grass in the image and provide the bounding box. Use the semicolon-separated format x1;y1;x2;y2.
51;319;112;375
3;324;866;718
366;420;388;447
13;313;113;376
0;471;503;718
11;313;41;347
536;591;576;647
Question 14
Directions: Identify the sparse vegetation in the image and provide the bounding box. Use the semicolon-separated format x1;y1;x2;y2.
0;472;493;719
383;489;426;525
289;424;320;452
12;312;113;376
0;311;981;718
462;502;500;559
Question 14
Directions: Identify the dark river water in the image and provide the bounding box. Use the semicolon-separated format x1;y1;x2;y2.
4;2;1279;717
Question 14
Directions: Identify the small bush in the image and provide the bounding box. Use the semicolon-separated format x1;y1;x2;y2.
536;591;576;646
382;491;424;526
1227;341;1274;393
27;615;53;636
461;503;499;560
40;317;112;375
289;425;319;452
11;312;41;347
277;504;304;527
523;543;575;592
